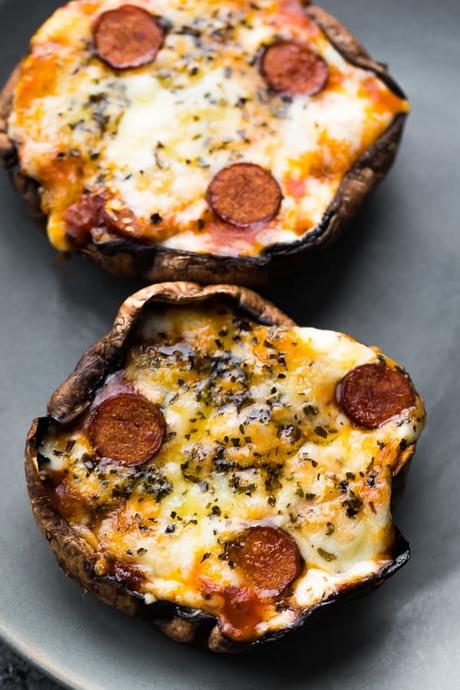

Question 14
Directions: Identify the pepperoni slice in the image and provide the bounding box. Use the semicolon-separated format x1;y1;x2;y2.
228;526;302;595
207;163;282;227
65;193;142;244
100;203;141;240
88;394;165;465
337;362;416;429
65;193;105;247
261;41;329;96
93;5;164;70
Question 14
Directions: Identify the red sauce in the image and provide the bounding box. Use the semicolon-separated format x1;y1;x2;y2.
219;586;267;641
202;580;267;641
276;0;319;35
284;176;306;200
207;216;263;256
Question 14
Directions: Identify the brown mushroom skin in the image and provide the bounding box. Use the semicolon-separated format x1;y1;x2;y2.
25;282;418;652
0;3;407;287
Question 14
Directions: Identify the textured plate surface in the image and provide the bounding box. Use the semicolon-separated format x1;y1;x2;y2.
0;1;458;688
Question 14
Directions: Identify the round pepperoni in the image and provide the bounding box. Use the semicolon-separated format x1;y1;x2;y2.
93;5;164;70
228;526;302;595
260;41;329;96
206;163;282;227
88;394;165;465
337;362;416;429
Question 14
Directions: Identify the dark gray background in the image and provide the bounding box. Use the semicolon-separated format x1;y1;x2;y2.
0;0;458;688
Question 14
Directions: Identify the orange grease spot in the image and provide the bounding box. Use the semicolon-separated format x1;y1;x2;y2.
290;132;352;184
79;1;103;16
326;65;346;92
39;158;88;223
360;76;408;116
14;54;59;114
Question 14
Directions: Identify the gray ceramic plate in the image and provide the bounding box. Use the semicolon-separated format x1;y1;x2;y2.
0;0;458;688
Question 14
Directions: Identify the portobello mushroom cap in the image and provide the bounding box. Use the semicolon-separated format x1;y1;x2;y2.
25;282;424;652
1;1;407;287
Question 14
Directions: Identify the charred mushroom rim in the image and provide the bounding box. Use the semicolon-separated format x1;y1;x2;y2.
0;1;408;287
25;282;424;652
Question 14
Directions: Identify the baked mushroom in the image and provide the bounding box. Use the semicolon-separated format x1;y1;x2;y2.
25;282;425;651
1;0;408;286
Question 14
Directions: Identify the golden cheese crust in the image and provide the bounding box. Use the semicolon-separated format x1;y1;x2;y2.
7;0;408;264
27;283;425;648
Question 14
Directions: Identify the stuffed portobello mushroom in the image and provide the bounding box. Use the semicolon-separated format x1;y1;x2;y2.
26;282;425;651
1;0;408;286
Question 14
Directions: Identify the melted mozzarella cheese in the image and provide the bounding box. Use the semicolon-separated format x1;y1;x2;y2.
39;305;424;640
9;0;408;255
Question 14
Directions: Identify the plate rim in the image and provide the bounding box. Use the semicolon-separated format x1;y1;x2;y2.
0;624;85;690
